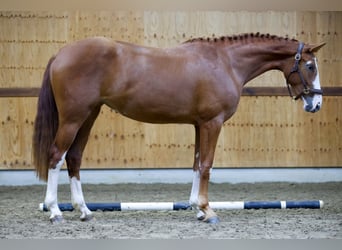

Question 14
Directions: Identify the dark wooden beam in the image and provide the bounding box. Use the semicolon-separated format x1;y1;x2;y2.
0;87;342;98
0;87;40;97
320;87;342;96
242;87;342;96
242;87;288;96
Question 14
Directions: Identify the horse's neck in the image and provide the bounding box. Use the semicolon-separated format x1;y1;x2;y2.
223;41;297;85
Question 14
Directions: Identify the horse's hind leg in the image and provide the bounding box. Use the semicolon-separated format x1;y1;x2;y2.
45;122;84;224
66;106;101;221
44;150;66;223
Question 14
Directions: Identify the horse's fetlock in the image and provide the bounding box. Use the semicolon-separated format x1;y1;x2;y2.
44;196;56;210
189;197;198;207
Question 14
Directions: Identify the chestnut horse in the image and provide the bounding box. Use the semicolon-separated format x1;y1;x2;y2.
33;33;325;224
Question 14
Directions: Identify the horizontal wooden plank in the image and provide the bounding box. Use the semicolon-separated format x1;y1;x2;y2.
1;87;341;98
242;87;342;96
242;87;289;96
0;88;40;97
320;87;342;96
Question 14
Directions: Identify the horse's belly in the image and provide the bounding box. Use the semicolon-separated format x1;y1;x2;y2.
110;102;195;124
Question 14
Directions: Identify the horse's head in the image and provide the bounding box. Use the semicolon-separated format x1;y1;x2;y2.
284;42;326;113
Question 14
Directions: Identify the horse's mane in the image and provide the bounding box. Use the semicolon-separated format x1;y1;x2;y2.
184;32;298;44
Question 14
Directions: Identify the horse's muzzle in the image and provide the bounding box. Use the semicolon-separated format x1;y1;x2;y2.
305;102;321;113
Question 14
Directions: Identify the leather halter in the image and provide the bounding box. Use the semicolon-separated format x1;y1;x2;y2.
286;42;323;100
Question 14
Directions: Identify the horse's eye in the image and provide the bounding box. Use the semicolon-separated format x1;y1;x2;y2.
306;62;315;72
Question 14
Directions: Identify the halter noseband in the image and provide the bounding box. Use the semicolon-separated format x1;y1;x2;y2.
286;42;323;100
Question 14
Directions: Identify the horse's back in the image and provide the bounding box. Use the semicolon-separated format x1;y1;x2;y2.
52;37;117;72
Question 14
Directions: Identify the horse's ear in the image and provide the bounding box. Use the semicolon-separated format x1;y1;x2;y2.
308;42;326;53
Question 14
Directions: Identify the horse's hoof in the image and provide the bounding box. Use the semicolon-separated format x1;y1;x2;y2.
205;216;220;224
196;210;205;221
50;215;65;224
80;213;94;222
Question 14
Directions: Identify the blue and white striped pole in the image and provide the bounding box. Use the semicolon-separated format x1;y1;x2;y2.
39;200;323;212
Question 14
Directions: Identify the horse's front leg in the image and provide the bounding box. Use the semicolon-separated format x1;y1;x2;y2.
189;125;200;206
189;125;206;220
190;120;222;224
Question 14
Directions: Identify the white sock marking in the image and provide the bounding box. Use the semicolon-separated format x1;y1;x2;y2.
70;177;92;219
44;152;66;219
189;170;200;206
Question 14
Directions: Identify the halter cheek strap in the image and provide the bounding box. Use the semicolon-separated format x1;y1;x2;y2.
286;42;323;100
292;42;304;73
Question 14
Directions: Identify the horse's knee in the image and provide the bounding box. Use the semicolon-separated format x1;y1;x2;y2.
199;169;210;182
199;162;212;178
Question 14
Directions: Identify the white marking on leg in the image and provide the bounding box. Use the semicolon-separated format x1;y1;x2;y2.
44;152;66;220
189;170;206;220
70;177;92;220
189;170;200;206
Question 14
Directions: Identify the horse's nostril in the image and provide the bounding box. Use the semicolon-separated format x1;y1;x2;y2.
311;103;321;113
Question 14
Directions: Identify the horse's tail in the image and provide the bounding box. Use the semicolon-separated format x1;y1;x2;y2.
32;56;58;182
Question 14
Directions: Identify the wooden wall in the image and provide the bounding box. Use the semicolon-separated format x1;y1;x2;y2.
0;11;341;169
